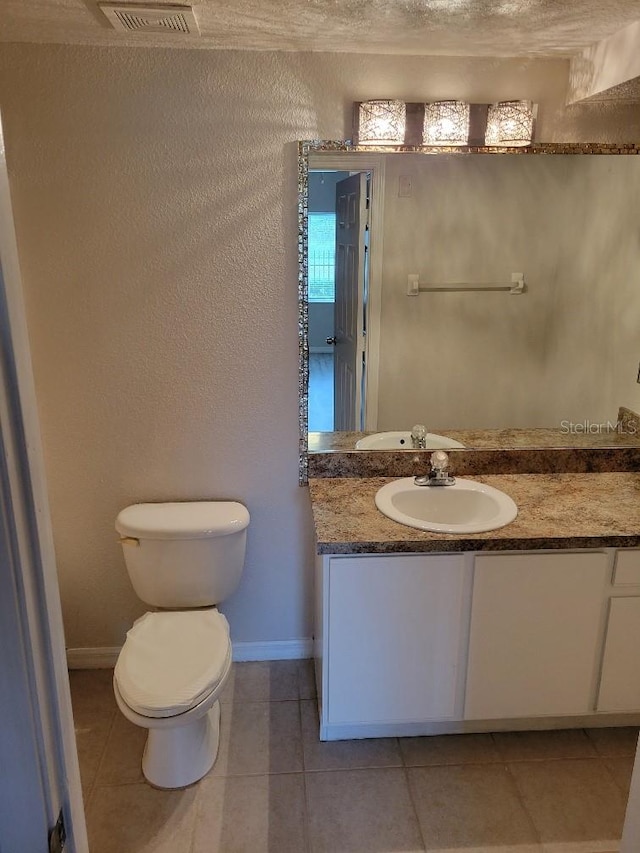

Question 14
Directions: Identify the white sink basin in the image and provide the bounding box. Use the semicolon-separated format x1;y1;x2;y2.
355;431;465;450
375;477;518;534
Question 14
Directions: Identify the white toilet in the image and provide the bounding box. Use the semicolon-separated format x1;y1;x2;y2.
113;500;250;789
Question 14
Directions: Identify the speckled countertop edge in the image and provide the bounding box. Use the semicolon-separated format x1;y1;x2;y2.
308;446;640;478
308;473;640;555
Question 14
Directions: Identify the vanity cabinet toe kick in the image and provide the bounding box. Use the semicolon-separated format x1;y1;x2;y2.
313;547;640;741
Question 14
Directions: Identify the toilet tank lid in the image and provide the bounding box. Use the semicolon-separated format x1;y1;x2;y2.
115;501;250;540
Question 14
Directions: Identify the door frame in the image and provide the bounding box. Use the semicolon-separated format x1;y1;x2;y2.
333;171;367;431
308;152;386;431
0;110;88;852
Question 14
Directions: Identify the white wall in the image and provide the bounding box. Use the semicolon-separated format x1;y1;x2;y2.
377;154;640;431
0;44;639;651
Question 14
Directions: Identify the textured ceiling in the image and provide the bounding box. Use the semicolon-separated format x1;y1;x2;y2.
1;0;640;56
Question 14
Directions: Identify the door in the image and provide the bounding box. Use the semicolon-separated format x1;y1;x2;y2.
597;597;640;712
326;554;466;724
0;109;87;852
333;173;367;430
465;552;608;720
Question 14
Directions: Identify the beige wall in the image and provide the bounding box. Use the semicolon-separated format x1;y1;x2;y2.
377;154;640;431
0;43;639;650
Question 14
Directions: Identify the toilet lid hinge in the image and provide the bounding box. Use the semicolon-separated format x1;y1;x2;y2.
119;536;140;547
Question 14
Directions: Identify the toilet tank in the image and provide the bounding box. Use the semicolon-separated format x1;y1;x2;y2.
115;501;250;608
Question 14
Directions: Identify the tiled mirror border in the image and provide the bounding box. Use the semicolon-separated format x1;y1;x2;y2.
297;141;640;485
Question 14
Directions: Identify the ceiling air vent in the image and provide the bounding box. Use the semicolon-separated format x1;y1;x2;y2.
99;3;200;35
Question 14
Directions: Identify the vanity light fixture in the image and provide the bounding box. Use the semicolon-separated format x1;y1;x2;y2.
423;100;470;146
485;100;535;147
357;100;406;146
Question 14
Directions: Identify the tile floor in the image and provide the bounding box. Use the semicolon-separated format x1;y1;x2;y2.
70;660;637;853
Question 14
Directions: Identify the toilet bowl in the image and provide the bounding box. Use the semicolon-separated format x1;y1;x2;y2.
114;501;249;789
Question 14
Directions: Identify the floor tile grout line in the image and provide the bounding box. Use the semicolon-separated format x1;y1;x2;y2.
301;773;315;853
503;759;550;847
402;762;428;852
300;696;310;774
85;706;118;809
298;699;315;853
186;768;208;853
598;752;634;802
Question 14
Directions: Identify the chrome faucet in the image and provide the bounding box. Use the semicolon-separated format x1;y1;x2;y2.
414;450;456;487
410;424;427;449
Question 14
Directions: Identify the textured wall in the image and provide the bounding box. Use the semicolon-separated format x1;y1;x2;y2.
0;43;638;649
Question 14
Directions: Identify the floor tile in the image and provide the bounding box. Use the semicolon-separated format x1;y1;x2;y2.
509;758;627;845
211;700;303;776
192;773;307;852
492;729;597;762
220;660;300;704
585;727;639;757
74;725;113;799
301;700;402;772
305;767;424;852
69;669;118;798
69;668;117;731
298;658;318;700
401;732;501;767
408;764;541;852
604;755;635;797
87;782;198;853
95;711;147;786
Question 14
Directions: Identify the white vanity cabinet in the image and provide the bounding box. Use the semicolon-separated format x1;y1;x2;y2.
464;552;609;720
314;547;640;740
320;555;467;733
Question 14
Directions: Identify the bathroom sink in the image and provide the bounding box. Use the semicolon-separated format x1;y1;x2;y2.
375;477;518;534
355;431;465;450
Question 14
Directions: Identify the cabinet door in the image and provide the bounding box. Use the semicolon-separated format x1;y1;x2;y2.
465;552;608;720
597;597;640;713
327;554;466;724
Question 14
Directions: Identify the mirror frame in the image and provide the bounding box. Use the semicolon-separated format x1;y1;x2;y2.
297;140;640;484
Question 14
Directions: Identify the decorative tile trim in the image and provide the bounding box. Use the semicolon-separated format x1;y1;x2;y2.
297;140;640;484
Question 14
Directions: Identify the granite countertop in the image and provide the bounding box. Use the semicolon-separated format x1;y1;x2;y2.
308;472;640;554
308;427;640;453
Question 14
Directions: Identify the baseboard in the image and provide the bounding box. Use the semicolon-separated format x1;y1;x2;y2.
66;639;313;669
232;638;313;662
66;647;121;669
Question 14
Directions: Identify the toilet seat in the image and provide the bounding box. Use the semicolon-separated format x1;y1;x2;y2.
114;608;230;718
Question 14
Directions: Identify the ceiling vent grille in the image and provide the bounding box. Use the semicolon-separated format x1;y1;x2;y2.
99;3;200;35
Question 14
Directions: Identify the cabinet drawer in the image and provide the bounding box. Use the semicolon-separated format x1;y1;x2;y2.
613;550;640;586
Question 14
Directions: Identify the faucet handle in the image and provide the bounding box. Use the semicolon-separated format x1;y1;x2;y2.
411;424;427;450
430;450;449;471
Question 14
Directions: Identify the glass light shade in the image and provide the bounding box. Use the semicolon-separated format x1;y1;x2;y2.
485;100;534;147
423;100;470;146
358;100;406;146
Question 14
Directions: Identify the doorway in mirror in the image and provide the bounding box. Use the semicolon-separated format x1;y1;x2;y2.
308;169;370;432
309;352;334;431
308;170;346;431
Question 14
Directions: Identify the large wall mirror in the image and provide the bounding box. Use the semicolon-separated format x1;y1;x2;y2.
298;141;640;482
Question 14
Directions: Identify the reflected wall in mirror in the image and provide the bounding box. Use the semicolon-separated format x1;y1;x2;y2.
298;142;640;480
